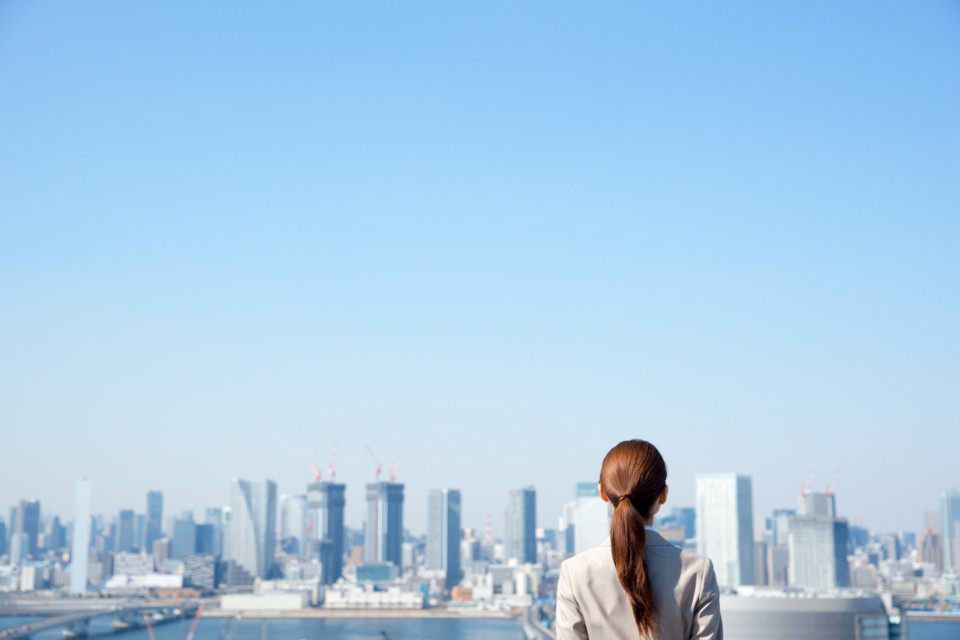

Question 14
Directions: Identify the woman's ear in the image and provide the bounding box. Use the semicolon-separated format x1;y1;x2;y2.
598;482;609;503
660;485;669;505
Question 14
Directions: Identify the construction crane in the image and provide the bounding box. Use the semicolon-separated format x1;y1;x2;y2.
366;445;383;481
308;461;322;484
800;470;816;496
825;471;840;496
389;457;401;483
328;443;339;482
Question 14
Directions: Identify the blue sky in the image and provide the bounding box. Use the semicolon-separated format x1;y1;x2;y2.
1;2;958;536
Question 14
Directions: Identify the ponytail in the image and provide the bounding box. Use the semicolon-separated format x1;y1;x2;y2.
600;440;667;638
610;495;657;637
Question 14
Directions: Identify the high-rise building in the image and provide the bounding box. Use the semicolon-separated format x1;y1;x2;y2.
0;518;6;558
145;491;163;553
204;508;223;558
307;481;346;585
559;501;577;555
696;473;755;587
919;529;943;573
135;514;146;552
195;524;215;555
427;488;461;590
505;486;536;564
280;494;307;559
172;514;197;560
117;510;135;553
70;479;91;595
226;478;277;585
220;507;232;560
799;492;836;519
771;509;795;547
940;488;960;573
788;516;850;589
575;483;609;555
15;500;40;559
363;482;404;568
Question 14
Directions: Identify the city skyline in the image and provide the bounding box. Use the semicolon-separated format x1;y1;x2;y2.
2;1;957;539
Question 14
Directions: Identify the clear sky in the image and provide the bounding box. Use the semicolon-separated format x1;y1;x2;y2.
1;2;958;537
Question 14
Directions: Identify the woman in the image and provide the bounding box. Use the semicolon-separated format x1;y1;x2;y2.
556;440;722;639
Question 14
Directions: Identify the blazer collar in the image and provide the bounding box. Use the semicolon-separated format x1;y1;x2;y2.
602;529;673;547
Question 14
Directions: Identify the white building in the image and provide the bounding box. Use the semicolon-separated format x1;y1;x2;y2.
114;552;153;576
227;478;277;584
696;473;755;587
70;479;91;596
574;483;609;555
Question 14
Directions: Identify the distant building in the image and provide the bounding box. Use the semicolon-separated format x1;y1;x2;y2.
363;482;404;568
15;500;40;559
70;479;92;595
919;529;943;573
227;478;277;585
145;491;163;553
172;515;197;560
307;481;346;585
117;510;135;553
427;488;462;591
559;501;577;555
280;494;307;560
204;508;223;558
788;517;850;589
114;551;153;576
0;518;6;559
183;554;216;590
575;483;609;555
721;591;897;640
771;509;795;547
504;486;536;564
696;473;755;587
798;492;835;519
940;488;960;573
195;524;215;555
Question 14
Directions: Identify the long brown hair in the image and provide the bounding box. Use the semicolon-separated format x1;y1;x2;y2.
600;439;667;638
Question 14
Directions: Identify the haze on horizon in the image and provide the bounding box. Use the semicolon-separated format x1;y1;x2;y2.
1;2;957;537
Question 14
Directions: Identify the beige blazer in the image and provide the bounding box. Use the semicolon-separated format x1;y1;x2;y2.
556;531;722;639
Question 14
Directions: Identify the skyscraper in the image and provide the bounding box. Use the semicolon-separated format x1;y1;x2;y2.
788;516;850;589
505;486;536;564
363;482;404;568
70;479;91;595
575;482;609;554
204;507;223;558
696;473;755;587
307;481;346;585
15;499;40;558
227;478;277;585
280;494;307;559
427;488;461;591
940;488;960;573
145;491;163;553
117;510;135;553
172;513;197;560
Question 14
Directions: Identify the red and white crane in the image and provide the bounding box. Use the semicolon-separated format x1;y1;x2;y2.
389;457;401;483
366;445;383;481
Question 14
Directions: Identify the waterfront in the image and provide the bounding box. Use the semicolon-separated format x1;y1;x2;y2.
0;616;525;640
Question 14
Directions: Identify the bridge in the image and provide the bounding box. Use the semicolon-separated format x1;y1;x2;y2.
522;604;556;640
0;601;201;640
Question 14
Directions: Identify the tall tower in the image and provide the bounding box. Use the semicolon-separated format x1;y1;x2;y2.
70;479;91;595
505;486;536;564
279;494;307;559
941;488;960;573
15;500;40;558
364;482;405;568
307;481;346;585
145;491;163;553
696;473;755;587
427;488;461;591
227;478;277;585
116;510;135;553
575;483;609;554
